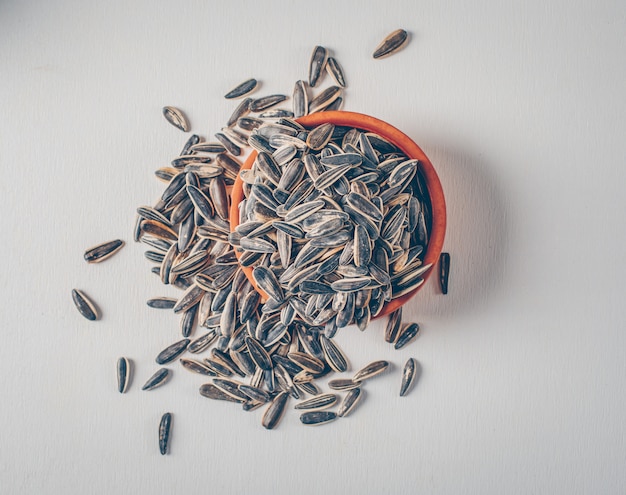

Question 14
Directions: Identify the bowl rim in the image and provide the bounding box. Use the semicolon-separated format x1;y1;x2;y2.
229;110;446;320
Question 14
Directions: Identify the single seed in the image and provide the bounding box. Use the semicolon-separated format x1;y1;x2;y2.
225;78;258;99
162;106;189;131
71;289;99;321
353;360;389;381
372;29;409;59
117;357;130;393
400;358;420;396
439;252;450;295
262;391;289;430
337;387;362;417
308;46;328;87
155;338;190;365
300;410;337;426
159;413;172;455
84;239;125;263
142;368;170;391
326;57;346;87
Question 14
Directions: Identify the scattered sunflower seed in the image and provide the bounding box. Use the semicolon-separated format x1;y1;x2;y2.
159;412;172;455
162;106;189;131
71;289;99;321
400;358;419;397
225;78;258;99
372;29;409;59
439;252;450;295
117;357;131;393
84;239;124;263
142;368;170;391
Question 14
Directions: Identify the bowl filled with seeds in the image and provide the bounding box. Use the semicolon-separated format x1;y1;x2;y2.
229;110;446;333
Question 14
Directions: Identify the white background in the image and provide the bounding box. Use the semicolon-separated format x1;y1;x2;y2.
2;0;626;493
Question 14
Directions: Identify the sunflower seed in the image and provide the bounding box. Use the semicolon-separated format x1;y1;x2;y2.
394;323;420;349
188;330;218;354
159;413;172;455
199;383;242;402
287;352;325;374
313;163;353;190
262;391;289;430
294;393;337;410
293;80;308;118
400;358;419;396
385;307;402;343
373;29;409;59
225;78;258;99
142;368;170;391
180;358;215;376
337;387;362;417
117;357;130;393
326;57;346;87
250;94;288;112
239;384;271;403
240;237;276;253
439;252;450;295
226;97;252;127
308;85;342;113
71;289;99;321
300;410;337;426
320;334;348;372
155;338;190;365
84;239;124;263
246;337;272;371
163;106;189;131
308;46;328;87
353;360;389;381
253;266;284;302
306;122;335;150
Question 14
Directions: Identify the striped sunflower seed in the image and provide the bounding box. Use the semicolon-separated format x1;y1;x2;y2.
326;57;346;87
71;289;99;321
262;391;289;429
439;252;450;295
225;78;258;99
162;106;189;131
400;357;419;397
373;29;409;59
155;338;190;365
300;410;337;426
308;45;328;87
159;413;172;455
117;357;131;393
337;387;362;417
84;239;125;263
142;368;170;391
353;360;389;381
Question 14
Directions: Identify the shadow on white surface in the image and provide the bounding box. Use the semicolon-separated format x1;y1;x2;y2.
419;139;511;318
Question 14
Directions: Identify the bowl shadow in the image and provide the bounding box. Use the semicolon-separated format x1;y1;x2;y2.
403;139;511;319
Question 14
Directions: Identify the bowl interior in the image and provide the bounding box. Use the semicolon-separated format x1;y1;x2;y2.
229;111;446;320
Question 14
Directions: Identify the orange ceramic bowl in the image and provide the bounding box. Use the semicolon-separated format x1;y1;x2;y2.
229;111;446;320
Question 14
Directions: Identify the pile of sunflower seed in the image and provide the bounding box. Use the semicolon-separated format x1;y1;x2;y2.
74;32;443;453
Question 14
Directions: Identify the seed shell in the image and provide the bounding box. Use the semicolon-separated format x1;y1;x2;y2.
159;413;172;455
155;338;190;365
300;410;337;426
308;45;328;87
400;358;420;397
71;289;99;321
337;387;362;417
225;78;258;99
162;106;189;132
372;29;409;59
439;252;450;295
117;357;131;393
328;378;361;391
294;393;337;411
262;391;289;430
394;323;420;349
353;360;389;381
326;57;346;87
142;368;171;391
84;239;125;263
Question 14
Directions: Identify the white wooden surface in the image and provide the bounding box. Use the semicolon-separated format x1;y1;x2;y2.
2;0;626;493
